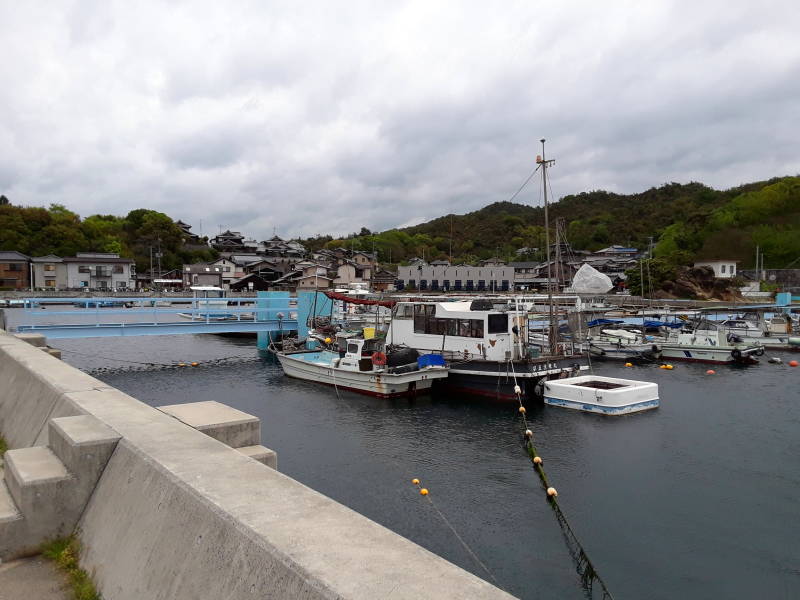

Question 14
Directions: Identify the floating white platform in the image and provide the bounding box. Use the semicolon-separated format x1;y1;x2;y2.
544;375;659;415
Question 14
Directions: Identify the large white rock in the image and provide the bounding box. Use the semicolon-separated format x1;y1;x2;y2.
570;263;614;294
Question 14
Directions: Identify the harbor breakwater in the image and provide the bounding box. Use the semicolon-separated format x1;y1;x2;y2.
0;328;513;600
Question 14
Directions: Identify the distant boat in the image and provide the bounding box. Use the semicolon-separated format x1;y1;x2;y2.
660;319;763;364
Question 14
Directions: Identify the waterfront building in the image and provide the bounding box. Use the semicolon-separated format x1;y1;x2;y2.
183;263;224;288
396;263;514;292
31;255;67;290
210;230;247;252
63;253;135;290
0;251;31;290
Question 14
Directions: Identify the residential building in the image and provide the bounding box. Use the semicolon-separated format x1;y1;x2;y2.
210;230;246;253
31;255;67;290
183;263;224;287
508;261;540;290
372;269;397;292
0;251;31;290
694;260;739;279
175;220;202;244
63;253;135;290
396;263;514;292
593;245;639;259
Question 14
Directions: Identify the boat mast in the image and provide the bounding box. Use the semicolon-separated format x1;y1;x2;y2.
538;139;557;355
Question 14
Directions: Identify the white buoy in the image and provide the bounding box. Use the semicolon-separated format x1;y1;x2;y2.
768;357;782;364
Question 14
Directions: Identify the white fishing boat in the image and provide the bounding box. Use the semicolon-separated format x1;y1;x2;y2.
660;320;763;364
276;334;448;398
543;375;659;415
585;327;662;362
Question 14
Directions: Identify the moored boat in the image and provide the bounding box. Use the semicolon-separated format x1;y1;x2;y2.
660;319;763;365
275;334;448;398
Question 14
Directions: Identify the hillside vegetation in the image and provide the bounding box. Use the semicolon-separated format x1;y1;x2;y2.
0;199;216;273
306;177;800;273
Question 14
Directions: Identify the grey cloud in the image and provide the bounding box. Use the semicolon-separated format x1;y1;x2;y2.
1;1;798;240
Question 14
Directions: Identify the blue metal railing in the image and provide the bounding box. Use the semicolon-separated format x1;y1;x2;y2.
14;296;299;339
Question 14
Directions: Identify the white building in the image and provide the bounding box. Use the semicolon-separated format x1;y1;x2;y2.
694;260;738;279
396;264;514;292
63;253;136;290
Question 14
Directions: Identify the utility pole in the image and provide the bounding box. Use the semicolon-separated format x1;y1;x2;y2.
537;139;557;355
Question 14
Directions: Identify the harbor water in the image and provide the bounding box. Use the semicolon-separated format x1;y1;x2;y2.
6;311;799;599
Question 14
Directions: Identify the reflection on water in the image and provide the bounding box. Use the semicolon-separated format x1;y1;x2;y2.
4;307;797;600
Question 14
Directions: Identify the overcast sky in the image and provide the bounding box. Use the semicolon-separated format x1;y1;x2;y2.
1;1;798;240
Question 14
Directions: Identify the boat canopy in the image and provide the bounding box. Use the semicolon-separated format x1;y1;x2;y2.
323;290;396;307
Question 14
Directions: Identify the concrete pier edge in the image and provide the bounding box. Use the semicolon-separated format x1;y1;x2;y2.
0;329;514;599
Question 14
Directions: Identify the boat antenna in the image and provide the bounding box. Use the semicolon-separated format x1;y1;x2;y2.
538;139;557;355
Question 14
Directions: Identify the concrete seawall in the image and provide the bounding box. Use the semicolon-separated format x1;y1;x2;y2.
0;329;514;599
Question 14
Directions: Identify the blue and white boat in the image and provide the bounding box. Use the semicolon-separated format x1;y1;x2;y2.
276;334;449;398
543;375;659;415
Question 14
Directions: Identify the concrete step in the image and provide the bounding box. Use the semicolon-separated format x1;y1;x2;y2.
0;478;22;524
4;447;72;515
0;478;26;559
48;415;121;485
236;445;278;470
157;401;261;448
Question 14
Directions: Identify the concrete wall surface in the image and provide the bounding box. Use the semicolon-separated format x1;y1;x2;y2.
0;330;515;600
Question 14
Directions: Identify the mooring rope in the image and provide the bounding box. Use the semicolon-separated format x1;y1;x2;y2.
508;362;615;600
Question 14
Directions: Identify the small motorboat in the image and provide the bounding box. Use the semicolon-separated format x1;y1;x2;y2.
275;332;449;398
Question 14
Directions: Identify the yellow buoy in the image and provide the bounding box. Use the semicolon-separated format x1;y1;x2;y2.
518;406;526;414
177;362;186;367
324;337;332;344
666;364;674;370
420;488;429;496
191;362;199;367
411;478;419;485
547;487;558;497
624;362;633;367
659;364;667;369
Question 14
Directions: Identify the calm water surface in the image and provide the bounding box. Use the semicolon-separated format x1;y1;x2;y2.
9;309;799;600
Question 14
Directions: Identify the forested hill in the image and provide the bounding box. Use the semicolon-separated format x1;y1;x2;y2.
312;176;800;270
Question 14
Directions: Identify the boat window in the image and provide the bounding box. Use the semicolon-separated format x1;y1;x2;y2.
395;305;414;319
347;343;359;354
488;313;508;334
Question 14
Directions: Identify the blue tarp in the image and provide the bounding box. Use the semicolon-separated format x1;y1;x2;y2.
418;354;447;368
643;320;684;329
586;318;624;328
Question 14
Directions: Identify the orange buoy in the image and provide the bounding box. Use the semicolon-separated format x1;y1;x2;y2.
411;478;419;485
518;406;526;414
533;456;543;465
420;488;429;496
659;364;667;369
706;369;715;375
191;362;199;367
666;364;674;370
790;360;799;367
624;362;633;367
371;351;387;366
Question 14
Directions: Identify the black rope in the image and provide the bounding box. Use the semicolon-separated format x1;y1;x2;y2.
506;164;541;204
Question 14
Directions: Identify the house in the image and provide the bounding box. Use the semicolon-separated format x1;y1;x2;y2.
183;263;224;288
479;257;506;267
508;261;540;290
229;273;273;292
210;257;241;288
263;236;306;258
694;260;739;279
0;251;31;290
372;269;397;292
593;245;639;259
63;253;135;290
210;230;246;253
175;220;202;244
31;255;67;290
333;262;369;287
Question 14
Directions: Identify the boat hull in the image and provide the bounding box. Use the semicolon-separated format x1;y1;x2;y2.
660;346;759;365
277;351;448;398
442;356;589;401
